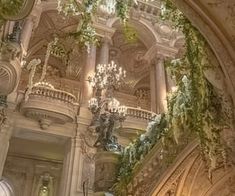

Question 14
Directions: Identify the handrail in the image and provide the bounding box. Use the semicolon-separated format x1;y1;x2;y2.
131;0;160;16
126;106;157;120
30;86;77;104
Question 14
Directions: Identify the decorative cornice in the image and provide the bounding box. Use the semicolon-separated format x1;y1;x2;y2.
92;22;116;39
143;43;178;64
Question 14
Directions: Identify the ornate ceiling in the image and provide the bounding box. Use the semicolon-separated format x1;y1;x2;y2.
110;23;150;94
27;10;85;82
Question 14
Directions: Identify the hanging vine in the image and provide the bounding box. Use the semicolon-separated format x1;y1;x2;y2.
162;0;229;177
113;0;231;194
57;0;141;49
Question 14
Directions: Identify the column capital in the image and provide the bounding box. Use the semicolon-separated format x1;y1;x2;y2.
144;43;178;64
150;54;166;65
100;36;113;46
93;22;116;40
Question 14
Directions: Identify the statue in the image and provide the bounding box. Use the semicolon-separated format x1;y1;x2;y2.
94;110;122;151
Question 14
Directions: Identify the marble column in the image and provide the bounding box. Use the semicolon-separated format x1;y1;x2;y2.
59;139;73;196
69;135;84;196
155;56;167;113
99;37;111;65
166;68;176;92
0;112;13;179
150;63;157;113
20;1;42;56
59;134;84;196
81;45;97;105
20;16;34;55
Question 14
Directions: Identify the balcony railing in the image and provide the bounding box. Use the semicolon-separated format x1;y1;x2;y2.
126;106;157;121
30;85;77;104
131;0;160;17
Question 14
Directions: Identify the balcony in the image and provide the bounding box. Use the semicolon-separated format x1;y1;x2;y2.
21;84;78;129
117;107;157;144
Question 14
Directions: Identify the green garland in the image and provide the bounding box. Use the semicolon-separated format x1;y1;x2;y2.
162;0;228;175
113;114;167;195
57;0;138;48
113;0;230;194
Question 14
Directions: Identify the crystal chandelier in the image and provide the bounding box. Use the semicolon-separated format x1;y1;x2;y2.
88;61;127;151
88;61;126;95
99;0;116;16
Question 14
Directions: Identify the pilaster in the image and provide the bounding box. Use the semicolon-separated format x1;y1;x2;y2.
0;107;14;179
81;45;97;106
98;36;112;65
150;62;157;113
20;1;42;56
154;55;167;113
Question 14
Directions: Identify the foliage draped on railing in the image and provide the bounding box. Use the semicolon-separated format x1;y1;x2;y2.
162;0;229;176
57;0;141;49
114;114;167;194
114;0;231;194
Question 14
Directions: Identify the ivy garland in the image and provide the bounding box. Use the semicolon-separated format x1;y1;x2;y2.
0;0;230;193
57;0;139;49
113;114;167;195
113;0;230;194
162;0;229;175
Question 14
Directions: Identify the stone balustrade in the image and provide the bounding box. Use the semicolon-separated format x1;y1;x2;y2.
126;106;157;121
21;85;78;129
118;107;157;145
131;0;160;17
30;86;77;104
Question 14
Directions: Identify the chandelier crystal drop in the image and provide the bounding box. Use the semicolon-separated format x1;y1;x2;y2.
88;61;126;91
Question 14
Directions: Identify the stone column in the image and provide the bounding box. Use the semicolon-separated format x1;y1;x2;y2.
155;55;167;113
166;68;176;92
20;16;35;55
69;135;85;196
59;134;85;196
81;45;97;105
150;63;157;113
20;2;42;56
0;110;13;179
99;37;111;65
58;139;74;196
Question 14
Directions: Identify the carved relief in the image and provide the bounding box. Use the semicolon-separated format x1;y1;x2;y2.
3;155;62;196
